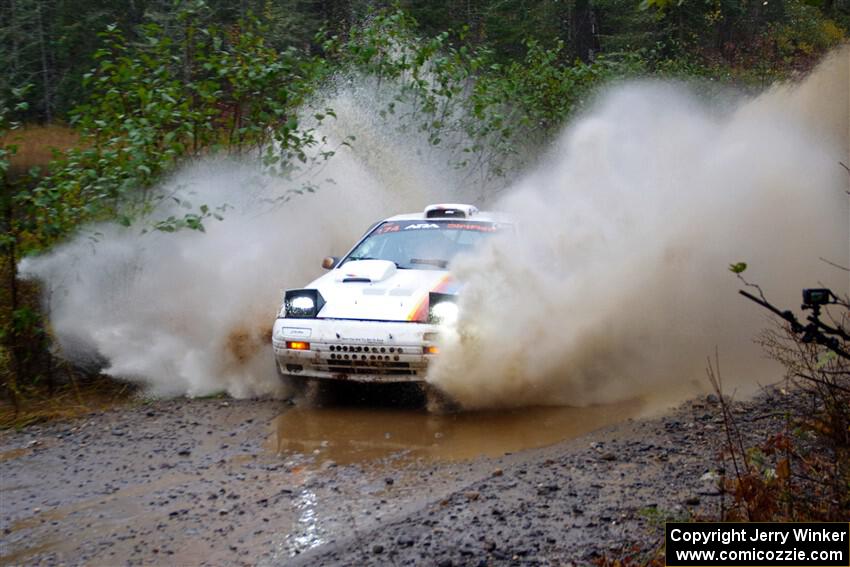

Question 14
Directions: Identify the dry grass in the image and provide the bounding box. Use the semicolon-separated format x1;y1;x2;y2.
0;376;136;430
1;124;79;177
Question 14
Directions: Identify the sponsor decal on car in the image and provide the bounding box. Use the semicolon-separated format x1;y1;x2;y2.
375;220;505;234
445;223;500;232
403;223;441;230
375;223;401;234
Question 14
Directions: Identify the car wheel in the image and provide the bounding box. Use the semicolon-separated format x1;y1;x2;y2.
423;384;460;413
278;373;328;407
275;361;308;400
302;378;328;407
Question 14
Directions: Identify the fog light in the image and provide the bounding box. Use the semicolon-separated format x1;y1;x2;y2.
423;346;440;355
286;341;310;351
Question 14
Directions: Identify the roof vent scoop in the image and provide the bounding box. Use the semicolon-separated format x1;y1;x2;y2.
424;204;479;219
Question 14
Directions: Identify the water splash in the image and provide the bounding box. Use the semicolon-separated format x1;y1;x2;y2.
20;81;483;398
21;50;849;407
427;49;849;409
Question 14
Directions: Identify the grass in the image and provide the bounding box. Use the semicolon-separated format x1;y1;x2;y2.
0;375;136;430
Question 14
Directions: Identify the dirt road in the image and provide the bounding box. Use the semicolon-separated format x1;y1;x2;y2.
0;389;784;566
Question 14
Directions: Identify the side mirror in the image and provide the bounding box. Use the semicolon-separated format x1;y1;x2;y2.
322;256;339;270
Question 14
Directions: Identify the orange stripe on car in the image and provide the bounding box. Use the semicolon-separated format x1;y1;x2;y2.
407;275;453;322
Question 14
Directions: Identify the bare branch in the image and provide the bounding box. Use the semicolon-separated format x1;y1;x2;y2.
736;273;768;302
818;257;850;272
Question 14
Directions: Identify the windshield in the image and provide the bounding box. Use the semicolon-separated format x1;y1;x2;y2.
342;220;508;270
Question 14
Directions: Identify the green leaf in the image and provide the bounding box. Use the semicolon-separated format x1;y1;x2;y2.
728;262;748;274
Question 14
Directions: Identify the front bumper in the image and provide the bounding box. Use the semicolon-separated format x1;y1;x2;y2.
272;318;439;383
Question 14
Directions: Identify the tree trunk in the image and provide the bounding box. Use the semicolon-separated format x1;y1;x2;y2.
36;3;53;123
823;0;834;15
571;0;598;62
10;0;20;77
2;177;22;414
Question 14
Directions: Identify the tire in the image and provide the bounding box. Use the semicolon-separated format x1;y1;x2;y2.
278;373;329;406
275;359;309;400
301;378;328;407
423;384;461;413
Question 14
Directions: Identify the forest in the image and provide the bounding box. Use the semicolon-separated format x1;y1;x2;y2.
4;0;849;123
1;0;848;402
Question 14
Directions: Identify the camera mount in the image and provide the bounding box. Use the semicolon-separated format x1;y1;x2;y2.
739;288;849;360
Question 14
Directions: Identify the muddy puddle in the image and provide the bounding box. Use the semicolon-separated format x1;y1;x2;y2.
271;400;644;466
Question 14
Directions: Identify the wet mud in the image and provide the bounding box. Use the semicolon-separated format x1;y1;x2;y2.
0;389;786;566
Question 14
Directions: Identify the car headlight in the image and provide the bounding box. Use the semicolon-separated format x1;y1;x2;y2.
283;289;325;318
428;292;459;325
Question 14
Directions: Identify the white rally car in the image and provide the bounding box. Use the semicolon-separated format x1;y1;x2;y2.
272;203;512;400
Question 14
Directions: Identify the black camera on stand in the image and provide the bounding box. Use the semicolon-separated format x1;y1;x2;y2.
740;287;849;360
802;288;835;308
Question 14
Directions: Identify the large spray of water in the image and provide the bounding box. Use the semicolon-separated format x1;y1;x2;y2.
429;49;849;409
22;49;849;407
20;85;478;398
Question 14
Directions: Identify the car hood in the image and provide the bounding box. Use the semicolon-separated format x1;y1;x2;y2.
307;263;461;322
